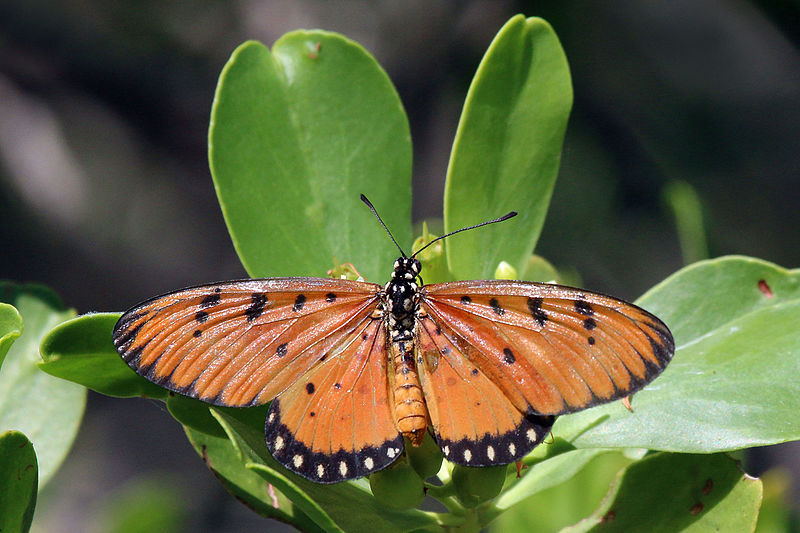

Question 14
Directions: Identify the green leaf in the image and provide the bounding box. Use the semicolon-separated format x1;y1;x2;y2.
0;302;23;369
39;313;167;399
0;282;85;487
489;448;612;520
444;15;572;280
209;34;412;282
0;431;37;533
185;427;325;532
211;409;438;533
556;256;800;452
663;180;709;265
563;453;762;533
166;394;267;439
492;452;633;533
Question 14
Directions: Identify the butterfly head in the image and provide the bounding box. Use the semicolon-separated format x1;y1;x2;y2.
392;257;421;282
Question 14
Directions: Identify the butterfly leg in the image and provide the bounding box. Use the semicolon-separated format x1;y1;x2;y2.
389;339;428;446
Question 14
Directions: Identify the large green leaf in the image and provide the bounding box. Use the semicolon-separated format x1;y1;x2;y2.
0;431;37;533
0;303;23;370
39;313;167;399
444;15;572;280
186;426;326;533
0;283;85;487
555;256;800;452
209;33;412;282
563;453;762;533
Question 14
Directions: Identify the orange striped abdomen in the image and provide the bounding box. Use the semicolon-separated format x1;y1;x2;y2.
389;340;427;446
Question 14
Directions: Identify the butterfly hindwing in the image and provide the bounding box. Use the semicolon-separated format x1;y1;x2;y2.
416;313;554;466
421;280;674;416
113;278;381;407
265;314;403;483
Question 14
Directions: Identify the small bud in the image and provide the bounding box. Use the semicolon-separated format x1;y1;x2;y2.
406;433;443;480
452;464;507;508
412;222;449;283
327;261;365;281
369;459;425;509
494;261;518;280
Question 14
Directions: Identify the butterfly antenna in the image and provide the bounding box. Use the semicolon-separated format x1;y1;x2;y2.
360;194;407;258
412;210;517;258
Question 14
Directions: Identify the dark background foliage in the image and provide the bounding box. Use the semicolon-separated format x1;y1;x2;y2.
1;1;797;530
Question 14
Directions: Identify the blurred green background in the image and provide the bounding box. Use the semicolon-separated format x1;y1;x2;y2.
1;1;798;531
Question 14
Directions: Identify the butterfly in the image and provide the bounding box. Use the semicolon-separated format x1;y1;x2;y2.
113;195;674;484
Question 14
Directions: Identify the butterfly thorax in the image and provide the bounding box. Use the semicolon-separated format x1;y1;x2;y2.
384;257;421;342
384;257;427;446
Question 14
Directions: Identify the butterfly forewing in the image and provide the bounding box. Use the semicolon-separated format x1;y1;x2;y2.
421;280;674;416
113;278;381;407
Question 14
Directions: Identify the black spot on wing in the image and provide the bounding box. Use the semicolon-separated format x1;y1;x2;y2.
460;296;471;305
326;292;337;303
583;317;597;330
489;298;504;315
575;300;594;316
293;294;306;312
503;348;515;364
195;310;209;323
276;343;288;357
306;382;315;394
527;297;548;326
245;293;268;322
193;329;202;338
200;293;221;308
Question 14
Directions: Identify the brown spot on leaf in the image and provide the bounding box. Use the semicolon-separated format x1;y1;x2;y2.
758;279;774;298
601;510;616;523
702;478;713;495
690;503;704;515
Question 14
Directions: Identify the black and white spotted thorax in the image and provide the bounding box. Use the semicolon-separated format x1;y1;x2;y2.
383;257;421;342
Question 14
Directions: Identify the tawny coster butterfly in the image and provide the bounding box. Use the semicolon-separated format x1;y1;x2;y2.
113;195;674;484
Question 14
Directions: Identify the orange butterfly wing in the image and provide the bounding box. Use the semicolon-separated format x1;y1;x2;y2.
113;278;381;407
265;314;404;483
416;313;554;466
421;280;674;420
